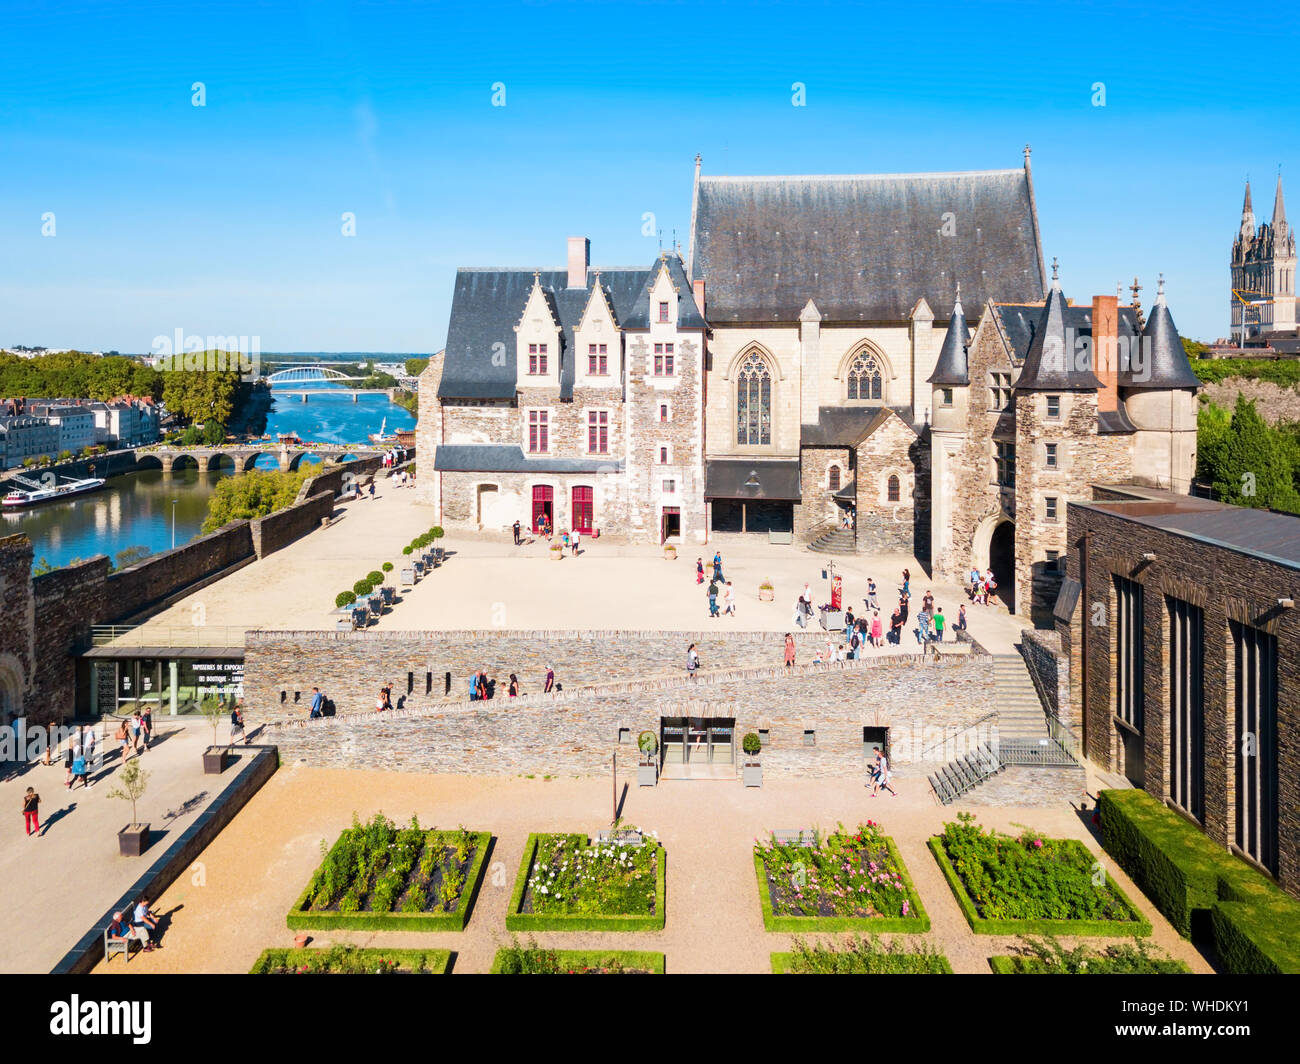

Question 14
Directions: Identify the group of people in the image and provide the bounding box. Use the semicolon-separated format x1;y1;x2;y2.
967;566;999;606
380;446;409;469
107;895;163;955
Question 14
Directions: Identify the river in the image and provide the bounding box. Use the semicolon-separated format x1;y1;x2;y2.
6;381;417;571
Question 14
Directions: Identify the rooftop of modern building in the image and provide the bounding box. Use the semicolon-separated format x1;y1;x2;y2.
1073;485;1300;570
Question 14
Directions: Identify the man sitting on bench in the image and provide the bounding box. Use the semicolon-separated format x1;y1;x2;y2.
108;910;154;954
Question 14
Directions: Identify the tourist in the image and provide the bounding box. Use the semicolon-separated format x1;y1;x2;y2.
140;707;152;748
900;568;911;601
309;687;324;719
133;895;160;936
849;626;861;660
368;480;376;498
512;520;521;545
81;725;96;770
888;605;902;646
544;667;555;694
707;577;720;618
686;643;700;681
843;606;855;640
724;581;736;617
376;686;391;712
560;530;570;551
712;552;724;583
793;596;807;629
784;632;796;668
115;718;132;761
934;607;946;642
695;558;704;585
969;566;980;599
70;746;88;790
468;672;479;702
571;529;580;556
870;749;897;797
130;712;142;752
922;589;934;612
22;786;39;837
956;604;968;632
866;577;879;610
108;911;153;954
914;609;930;645
230;702;246;744
508;673;520;698
870;610;883;648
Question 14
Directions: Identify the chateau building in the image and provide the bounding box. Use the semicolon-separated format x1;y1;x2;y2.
1231;176;1297;342
419;152;1203;607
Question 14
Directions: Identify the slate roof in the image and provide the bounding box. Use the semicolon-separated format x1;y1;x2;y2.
1121;293;1201;390
432;444;623;475
438;255;705;401
928;295;970;386
705;459;802;501
1007;283;1103;391
801;406;892;447
690;168;1044;323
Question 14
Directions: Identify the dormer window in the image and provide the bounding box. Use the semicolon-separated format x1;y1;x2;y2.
658;301;670;323
528;343;548;375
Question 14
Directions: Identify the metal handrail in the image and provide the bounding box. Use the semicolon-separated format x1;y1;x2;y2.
919;710;999;761
88;625;247;648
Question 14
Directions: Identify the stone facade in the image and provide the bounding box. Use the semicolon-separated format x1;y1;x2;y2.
249;491;334;559
1060;495;1300;899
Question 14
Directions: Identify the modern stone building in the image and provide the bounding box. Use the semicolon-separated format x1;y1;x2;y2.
1056;489;1299;898
1231;176;1297;342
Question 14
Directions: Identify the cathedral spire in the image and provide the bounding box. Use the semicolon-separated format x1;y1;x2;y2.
1240;178;1256;240
1273;172;1288;234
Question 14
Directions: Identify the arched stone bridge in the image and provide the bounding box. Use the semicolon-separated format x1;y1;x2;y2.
136;445;397;474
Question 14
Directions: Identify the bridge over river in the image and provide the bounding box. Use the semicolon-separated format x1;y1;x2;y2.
264;364;402;402
136;444;400;474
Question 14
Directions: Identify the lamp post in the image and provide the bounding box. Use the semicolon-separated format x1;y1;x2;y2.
171;498;178;550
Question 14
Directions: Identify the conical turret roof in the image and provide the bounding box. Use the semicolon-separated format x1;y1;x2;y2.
928;287;970;386
1014;263;1102;391
1120;278;1201;390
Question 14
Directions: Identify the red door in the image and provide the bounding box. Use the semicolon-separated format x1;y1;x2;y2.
532;485;553;532
572;486;593;534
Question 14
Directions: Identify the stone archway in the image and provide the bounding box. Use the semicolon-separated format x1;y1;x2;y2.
989;521;1015;612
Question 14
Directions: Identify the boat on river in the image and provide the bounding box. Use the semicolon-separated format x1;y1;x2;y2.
2;474;107;509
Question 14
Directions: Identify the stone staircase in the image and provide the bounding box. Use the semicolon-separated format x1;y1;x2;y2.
807;528;856;554
992;651;1051;741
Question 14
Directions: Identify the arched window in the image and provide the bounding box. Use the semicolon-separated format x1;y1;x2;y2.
828;465;841;491
887;474;900;502
846;350;883;401
736;351;772;446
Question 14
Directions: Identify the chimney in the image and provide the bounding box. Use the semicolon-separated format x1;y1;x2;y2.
692;279;706;317
567;237;589;289
1092;294;1119;412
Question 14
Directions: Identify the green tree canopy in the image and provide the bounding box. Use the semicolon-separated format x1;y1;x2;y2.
1211;395;1300;512
201;467;315;533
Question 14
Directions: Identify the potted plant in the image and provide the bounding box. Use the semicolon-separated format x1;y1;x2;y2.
637;730;658;786
200;696;232;773
107;758;150;856
663;543;677;560
742;732;763;788
335;590;356;609
549;541;563;561
758;580;775;602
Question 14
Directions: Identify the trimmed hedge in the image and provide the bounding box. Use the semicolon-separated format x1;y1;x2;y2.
1099;789;1300;973
771;951;952;974
489;949;665;974
287;829;491;932
754;835;931;933
505;833;667;932
928;836;1151;937
250;947;452;974
988;954;1190;975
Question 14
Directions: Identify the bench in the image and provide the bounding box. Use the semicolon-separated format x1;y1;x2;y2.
768;530;793;545
594;830;644;847
771;829;818;848
103;927;132;964
335;618;352;632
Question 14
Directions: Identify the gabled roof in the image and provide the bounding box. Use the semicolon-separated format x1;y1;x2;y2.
1012;281;1102;391
622;255;707;330
928;292;970;386
690;166;1045;322
433;444;623;475
802;406;898;447
439;256;703;401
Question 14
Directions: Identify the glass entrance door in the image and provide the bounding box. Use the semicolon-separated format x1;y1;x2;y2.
660;716;735;777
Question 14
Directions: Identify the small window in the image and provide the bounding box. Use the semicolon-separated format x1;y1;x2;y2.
658;301;670;323
587;343;608;375
1045;496;1058;521
1045;443;1058;469
659;403;669;423
886;474;900;502
1046;549;1059;562
803;729;816;746
828;465;841;491
1046;395;1061;419
653;343;675;376
941;387;953;407
659;446;669;464
527;410;548;453
587;410;608;454
527;342;548;375
662;479;675;493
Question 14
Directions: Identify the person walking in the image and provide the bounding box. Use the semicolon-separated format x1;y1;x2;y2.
849;626;861;660
870;610;883;648
866;577;879;610
309;687;324;720
64;741;77;788
870;749;897;797
140;707;152;749
888;606;902;646
686;643;700;681
695;557;705;585
468;671;479;702
571;529;580;556
70;747;88;790
22;787;39;836
544;667;555;694
707;577;720;618
723;581;736;617
712;552;724;583
783;632;796;668
956;603;968;632
81;726;97;772
230;702;246;744
934;607;946;643
793;596;807;629
115;718;131;762
900;568;911;601
512;520;521;546
508;673;520;698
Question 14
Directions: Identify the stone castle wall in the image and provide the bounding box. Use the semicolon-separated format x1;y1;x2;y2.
107;522;255;620
250;491;335;559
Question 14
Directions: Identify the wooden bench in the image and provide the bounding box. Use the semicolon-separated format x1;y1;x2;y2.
103;926;132;964
594;830;644;847
771;829;818;848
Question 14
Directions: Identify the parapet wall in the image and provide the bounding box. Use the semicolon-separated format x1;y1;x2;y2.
250;491;334;558
107;521;255;620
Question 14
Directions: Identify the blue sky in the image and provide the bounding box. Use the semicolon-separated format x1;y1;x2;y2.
1;0;1296;352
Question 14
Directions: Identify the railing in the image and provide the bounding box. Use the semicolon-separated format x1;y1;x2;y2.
88;625;248;648
996;732;1079;767
919;710;998;761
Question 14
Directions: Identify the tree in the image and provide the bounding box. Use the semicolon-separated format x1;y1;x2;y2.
203;419;227;445
107;758;149;828
201;467;314;532
1212;395;1300;512
200;696;228;748
405;357;430;377
1196;401;1231;483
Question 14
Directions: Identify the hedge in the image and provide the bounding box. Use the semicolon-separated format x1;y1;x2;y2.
771;951;952;974
286;829;492;932
1098;789;1300;973
505;833;667;932
250;947;452;974
489;949;665;974
754;835;931;932
927;836;1151;937
987;954;1191;975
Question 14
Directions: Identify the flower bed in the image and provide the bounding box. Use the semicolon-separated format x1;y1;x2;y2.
287;813;490;932
754;822;930;932
490;945;664;974
988;936;1189;975
771;934;951;973
250;945;452;974
929;813;1151;936
506;832;666;932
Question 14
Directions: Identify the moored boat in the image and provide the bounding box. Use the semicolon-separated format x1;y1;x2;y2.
2;475;107;508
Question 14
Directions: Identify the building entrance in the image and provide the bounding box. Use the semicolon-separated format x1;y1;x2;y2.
659;715;735;779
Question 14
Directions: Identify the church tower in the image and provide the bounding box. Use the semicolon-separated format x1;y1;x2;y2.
1231;175;1298;340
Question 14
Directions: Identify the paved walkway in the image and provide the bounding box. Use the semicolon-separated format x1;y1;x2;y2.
91;766;1214;975
0;720;243;973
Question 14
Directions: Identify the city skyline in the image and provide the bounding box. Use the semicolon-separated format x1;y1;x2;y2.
2;1;1297;351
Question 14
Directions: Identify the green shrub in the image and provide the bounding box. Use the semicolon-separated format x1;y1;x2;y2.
991;934;1188;974
403;545;413;555
777;934;951;974
336;591;356;608
381;561;393;572
353;579;372;597
742;732;761;756
367;570;384;586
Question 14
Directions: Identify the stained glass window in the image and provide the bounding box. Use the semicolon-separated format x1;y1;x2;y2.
847;351;883;401
736;351;772;446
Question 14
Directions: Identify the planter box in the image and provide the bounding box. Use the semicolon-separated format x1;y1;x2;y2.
203;746;232;774
818;608;844;631
380;585;394;604
637;762;658;787
743;763;763;788
118;823;150;857
400;568;416;586
758;587;774;602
